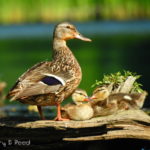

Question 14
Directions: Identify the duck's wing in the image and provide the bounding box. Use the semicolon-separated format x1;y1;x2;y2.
8;61;70;101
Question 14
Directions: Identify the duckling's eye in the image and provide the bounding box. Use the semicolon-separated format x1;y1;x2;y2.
66;26;71;29
75;92;85;96
78;92;87;97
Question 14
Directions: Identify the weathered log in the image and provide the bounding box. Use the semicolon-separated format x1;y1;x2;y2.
0;109;150;139
0;108;150;149
119;76;136;93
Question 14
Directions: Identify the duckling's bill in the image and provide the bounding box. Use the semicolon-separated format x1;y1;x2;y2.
90;96;97;99
84;97;93;102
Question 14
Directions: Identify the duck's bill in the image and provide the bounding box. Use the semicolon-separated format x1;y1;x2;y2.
75;34;92;42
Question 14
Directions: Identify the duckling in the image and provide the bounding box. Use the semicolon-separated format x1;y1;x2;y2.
92;99;118;117
91;91;147;117
90;86;118;117
131;91;147;108
0;82;7;106
61;89;94;121
72;89;89;105
7;22;91;121
0;82;6;94
110;92;147;110
91;86;110;103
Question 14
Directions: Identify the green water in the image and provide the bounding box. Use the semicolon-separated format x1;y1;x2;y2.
0;34;150;105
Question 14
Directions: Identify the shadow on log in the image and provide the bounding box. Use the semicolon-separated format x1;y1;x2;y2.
0;109;150;149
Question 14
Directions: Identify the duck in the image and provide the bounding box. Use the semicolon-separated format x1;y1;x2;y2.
92;100;118;117
7;22;91;121
89;86;118;117
61;89;94;121
90;87;147;117
109;92;147;110
0;81;7;106
0;82;7;95
90;86;110;103
71;88;89;105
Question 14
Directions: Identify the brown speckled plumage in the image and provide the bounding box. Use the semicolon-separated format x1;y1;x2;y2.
7;22;91;120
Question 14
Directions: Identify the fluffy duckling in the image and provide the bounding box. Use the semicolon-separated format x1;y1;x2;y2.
90;86;117;117
72;89;89;105
61;89;94;121
0;82;6;93
91;91;147;117
92;100;118;117
0;82;7;106
110;92;147;110
91;86;110;103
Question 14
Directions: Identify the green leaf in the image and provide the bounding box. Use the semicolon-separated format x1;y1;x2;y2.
91;70;143;93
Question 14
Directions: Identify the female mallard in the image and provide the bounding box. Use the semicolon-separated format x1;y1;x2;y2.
61;89;94;121
7;22;91;121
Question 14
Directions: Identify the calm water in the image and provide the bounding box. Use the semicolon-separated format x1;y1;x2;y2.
1;21;150;39
0;21;150;107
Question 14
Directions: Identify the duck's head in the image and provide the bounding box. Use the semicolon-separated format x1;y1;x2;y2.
72;89;89;105
90;86;110;101
53;22;91;42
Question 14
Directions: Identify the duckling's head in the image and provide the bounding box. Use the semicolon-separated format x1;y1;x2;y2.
72;89;88;105
91;86;110;101
54;22;91;42
0;82;6;92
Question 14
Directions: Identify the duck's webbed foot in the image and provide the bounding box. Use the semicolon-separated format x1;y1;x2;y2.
54;103;70;121
54;116;69;121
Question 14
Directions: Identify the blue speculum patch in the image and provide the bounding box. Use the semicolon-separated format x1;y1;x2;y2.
41;76;62;86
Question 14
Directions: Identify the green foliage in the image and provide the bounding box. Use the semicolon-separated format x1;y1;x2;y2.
132;82;143;93
0;0;150;24
92;71;143;93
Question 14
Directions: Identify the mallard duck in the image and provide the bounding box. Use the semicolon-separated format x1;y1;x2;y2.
7;22;91;121
61;89;94;121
